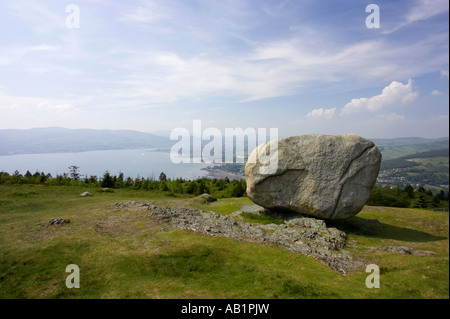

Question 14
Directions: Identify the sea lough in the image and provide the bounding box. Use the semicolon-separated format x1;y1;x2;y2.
0;149;210;180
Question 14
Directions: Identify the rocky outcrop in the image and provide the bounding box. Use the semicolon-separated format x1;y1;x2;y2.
112;201;363;274
245;134;381;220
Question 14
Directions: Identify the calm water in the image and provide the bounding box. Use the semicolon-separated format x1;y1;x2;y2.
0;149;209;180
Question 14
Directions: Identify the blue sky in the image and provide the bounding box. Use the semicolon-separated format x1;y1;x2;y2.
0;0;448;139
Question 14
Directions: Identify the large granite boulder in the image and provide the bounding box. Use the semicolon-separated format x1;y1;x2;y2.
245;134;381;220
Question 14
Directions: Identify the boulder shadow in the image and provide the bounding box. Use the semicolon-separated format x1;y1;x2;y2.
327;217;447;243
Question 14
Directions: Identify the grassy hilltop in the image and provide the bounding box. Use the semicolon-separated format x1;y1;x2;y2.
0;184;448;299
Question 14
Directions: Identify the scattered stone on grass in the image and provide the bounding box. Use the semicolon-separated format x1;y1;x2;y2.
111;201;364;275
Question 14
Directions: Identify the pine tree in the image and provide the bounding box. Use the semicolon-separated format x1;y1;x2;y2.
68;165;80;180
159;172;167;182
101;171;115;188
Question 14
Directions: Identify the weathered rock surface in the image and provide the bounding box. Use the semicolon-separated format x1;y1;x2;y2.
245;134;381;220
111;201;363;274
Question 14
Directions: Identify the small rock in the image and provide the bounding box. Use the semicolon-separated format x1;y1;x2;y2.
47;218;69;226
80;192;92;197
241;204;265;213
195;193;216;204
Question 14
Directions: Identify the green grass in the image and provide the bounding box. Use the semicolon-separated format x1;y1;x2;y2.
240;212;285;225
182;197;253;215
409;156;449;167
0;184;448;299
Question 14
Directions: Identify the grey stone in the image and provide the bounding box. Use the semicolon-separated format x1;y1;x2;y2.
195;193;216;203
80;192;92;197
113;201;363;274
46;218;69;226
241;204;265;213
245;134;381;220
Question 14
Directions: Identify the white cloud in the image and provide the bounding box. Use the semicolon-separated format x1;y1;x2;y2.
106;34;444;105
1;1;447;108
37;101;78;114
0;93;38;110
6;0;63;33
0;1;448;136
95;4;449;106
14;44;60;56
119;1;171;24
0;44;60;67
406;0;449;23
0;58;10;66
436;114;449;121
0;42;83;75
0;92;81;116
384;0;449;34
307;107;336;120
374;112;407;122
340;79;418;115
431;90;443;96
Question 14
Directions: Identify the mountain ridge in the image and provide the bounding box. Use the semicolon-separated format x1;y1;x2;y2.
0;127;172;156
0;127;448;157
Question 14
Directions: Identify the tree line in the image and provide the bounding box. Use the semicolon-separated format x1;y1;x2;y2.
0;167;247;199
0;166;448;209
367;185;449;209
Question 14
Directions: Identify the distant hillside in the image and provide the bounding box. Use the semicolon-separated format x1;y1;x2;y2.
377;148;449;188
1;128;449;189
0;127;172;156
372;137;449;160
380;149;449;170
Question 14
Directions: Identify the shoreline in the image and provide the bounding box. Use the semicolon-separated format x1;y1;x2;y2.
200;167;245;181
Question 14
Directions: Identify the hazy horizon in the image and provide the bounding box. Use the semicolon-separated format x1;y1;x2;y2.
1;125;449;141
0;1;449;139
